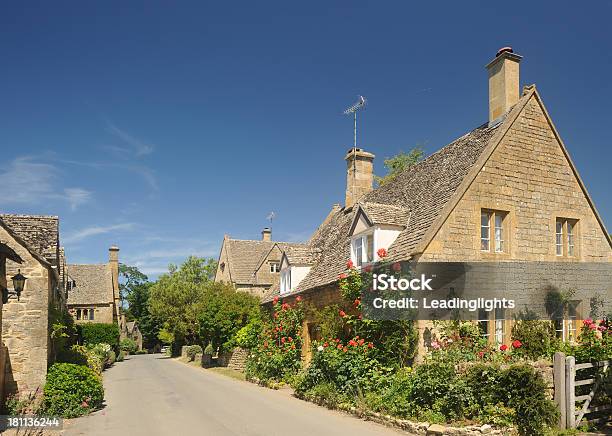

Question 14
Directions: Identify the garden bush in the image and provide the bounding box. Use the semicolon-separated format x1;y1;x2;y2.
70;345;104;374
511;320;558;360
294;337;383;398
56;346;89;367
185;345;202;360
246;297;304;383
204;343;214;355
79;323;120;348
120;338;138;354
116;351;125;362
43;363;104;418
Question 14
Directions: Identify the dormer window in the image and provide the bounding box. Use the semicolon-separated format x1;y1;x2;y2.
351;232;374;267
270;262;280;273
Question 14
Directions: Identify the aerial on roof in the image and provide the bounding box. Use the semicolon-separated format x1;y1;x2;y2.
66;264;114;306
0;214;60;267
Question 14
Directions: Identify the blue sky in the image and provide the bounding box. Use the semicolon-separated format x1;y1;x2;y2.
1;2;610;277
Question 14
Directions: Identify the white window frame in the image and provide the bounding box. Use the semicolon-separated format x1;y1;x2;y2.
555;218;578;258
481;211;491;251
481;210;507;253
351;230;376;268
270;262;280;273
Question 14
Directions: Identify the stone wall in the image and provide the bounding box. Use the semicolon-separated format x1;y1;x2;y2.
226;347;249;371
0;225;54;395
421;94;611;263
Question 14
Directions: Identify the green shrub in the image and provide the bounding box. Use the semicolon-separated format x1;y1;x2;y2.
302;383;345;409
120;338;138;354
293;338;382;398
498;364;559;435
136;349;147;354
79;323;120;348
56;346;89;367
71;345;104;375
116;351;125;362
5;390;44;415
186;345;202;361
107;350;116;365
234;318;263;349
43;363;104;418
511;320;558;360
204;343;214;355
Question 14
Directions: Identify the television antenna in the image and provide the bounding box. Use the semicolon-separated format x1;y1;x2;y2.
266;211;276;230
343;95;367;150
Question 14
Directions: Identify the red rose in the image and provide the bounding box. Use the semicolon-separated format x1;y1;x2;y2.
347;260;354;269
281;337;286;344
339;310;346;318
478;351;485;358
358;314;363;320
343;347;348;352
337;344;343;350
273;296;279;305
296;296;302;302
281;303;290;311
500;344;508;351
377;248;387;258
323;342;328;347
359;339;365;345
273;312;279;319
367;342;374;349
353;299;361;308
339;273;347;280
512;340;522;349
291;344;295;349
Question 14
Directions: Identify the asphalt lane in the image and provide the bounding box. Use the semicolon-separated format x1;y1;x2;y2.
62;354;411;436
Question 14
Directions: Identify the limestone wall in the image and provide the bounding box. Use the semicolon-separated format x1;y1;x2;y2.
1;224;53;395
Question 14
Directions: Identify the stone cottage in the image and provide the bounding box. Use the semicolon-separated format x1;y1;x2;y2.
262;48;612;357
214;228;305;299
125;321;143;351
67;246;121;325
0;215;66;396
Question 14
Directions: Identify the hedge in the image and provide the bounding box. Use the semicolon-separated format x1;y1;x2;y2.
43;363;104;418
78;323;120;348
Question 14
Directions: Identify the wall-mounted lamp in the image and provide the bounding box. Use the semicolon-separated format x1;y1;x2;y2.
2;269;27;304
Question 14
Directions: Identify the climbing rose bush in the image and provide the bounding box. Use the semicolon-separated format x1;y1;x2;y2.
246;298;304;383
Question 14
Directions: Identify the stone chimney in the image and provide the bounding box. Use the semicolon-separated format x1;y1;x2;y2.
109;245;120;320
261;227;272;241
345;148;375;208
486;47;522;125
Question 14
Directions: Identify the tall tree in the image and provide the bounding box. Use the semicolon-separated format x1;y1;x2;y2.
374;148;424;186
148;256;217;346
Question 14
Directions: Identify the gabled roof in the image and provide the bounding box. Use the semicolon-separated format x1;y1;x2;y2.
66;264;114;305
0;214;59;267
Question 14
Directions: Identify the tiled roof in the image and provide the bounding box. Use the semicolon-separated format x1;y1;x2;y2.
0;214;60;267
283;244;317;265
66;264;114;306
225;240;277;284
359;202;410;227
263;96;527;302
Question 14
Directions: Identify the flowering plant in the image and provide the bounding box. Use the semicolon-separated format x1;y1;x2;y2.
246;298;304;383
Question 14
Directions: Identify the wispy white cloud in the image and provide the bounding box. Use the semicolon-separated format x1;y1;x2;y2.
0;156;93;210
106;122;154;157
63;223;136;244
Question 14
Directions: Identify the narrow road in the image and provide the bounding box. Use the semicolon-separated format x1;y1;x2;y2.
63;354;410;436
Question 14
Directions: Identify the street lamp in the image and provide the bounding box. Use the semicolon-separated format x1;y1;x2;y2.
2;269;27;304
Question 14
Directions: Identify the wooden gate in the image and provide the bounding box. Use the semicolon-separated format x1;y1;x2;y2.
554;352;611;429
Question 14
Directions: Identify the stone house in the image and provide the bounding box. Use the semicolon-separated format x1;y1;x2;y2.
125;321;143;351
214;228;305;299
262;48;612;358
0;215;66;396
67;246;121;325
